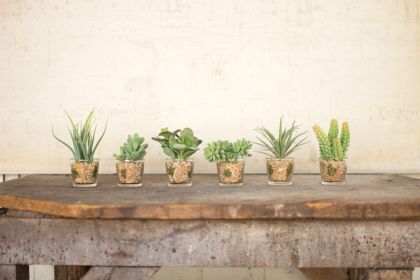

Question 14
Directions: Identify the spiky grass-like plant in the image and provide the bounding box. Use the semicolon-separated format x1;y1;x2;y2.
254;118;307;159
52;109;107;163
313;119;350;161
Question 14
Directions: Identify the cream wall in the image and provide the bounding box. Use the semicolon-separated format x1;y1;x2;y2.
0;0;419;174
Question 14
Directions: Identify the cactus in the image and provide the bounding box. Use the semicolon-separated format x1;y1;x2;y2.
313;119;350;161
328;119;339;142
114;133;148;161
255;117;307;159
204;139;252;162
152;127;202;161
52;109;107;163
340;122;350;155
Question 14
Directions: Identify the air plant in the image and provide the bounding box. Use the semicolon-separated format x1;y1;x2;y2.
52;109;107;163
254;117;307;159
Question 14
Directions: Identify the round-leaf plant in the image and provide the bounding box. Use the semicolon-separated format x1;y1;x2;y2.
152;127;202;161
204;139;252;162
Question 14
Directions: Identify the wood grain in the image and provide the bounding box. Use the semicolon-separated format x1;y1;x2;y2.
367;269;413;280
1;219;419;267
0;265;28;280
80;266;159;280
0;174;419;220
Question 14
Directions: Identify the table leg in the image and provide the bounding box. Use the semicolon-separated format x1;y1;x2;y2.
0;265;28;280
0;265;16;280
367;269;413;280
80;266;160;280
55;266;90;280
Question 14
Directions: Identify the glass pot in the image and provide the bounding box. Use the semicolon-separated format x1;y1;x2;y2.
70;159;99;187
319;159;347;185
266;158;294;185
216;158;245;186
165;159;194;187
116;160;144;187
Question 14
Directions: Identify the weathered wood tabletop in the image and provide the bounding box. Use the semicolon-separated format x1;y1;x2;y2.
1;174;419;280
0;174;419;220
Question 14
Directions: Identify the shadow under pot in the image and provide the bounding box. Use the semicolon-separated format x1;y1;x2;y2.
116;160;144;187
319;159;347;185
217;158;245;186
165;159;194;187
70;159;99;187
266;158;294;185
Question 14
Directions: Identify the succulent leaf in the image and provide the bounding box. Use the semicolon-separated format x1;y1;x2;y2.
313;125;333;160
340;122;350;155
52;109;106;163
114;133;148;161
152;127;202;161
313;119;350;161
255;117;307;159
328;119;339;142
204;139;252;162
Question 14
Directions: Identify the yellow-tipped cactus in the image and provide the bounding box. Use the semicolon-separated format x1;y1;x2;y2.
313;125;333;160
328;119;339;142
313;119;350;161
340;122;350;155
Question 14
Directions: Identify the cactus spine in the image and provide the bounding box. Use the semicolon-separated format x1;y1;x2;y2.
313;119;350;161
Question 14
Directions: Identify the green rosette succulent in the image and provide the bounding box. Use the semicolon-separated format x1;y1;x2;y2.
204;139;252;162
114;133;148;161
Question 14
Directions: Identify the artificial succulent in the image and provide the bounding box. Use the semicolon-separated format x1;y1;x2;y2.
255;117;307;159
52;109;107;163
204;139;252;162
114;133;148;161
313;119;350;161
152;128;202;161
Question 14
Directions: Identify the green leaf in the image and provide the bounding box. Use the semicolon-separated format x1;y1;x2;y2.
92;121;107;158
163;147;176;160
51;126;75;156
255;118;307;159
173;143;187;150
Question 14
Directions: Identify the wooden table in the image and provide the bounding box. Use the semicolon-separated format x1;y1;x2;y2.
0;174;419;280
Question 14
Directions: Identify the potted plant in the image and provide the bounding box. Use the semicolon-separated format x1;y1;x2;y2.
152;128;202;187
255;117;307;185
204;139;252;186
114;133;148;187
313;119;350;185
52;110;107;187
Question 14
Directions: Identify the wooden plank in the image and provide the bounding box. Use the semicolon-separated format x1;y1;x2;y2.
16;265;29;280
79;267;111;280
67;266;90;280
55;266;90;280
0;218;419;268
0;265;16;280
300;268;348;280
0;174;420;220
80;267;159;280
0;265;27;280
54;266;68;280
367;269;413;280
